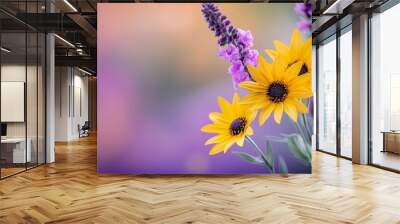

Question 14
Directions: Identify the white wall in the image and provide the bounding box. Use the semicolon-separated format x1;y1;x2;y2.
55;67;89;141
72;73;89;138
1;65;39;138
1;63;46;164
55;66;70;141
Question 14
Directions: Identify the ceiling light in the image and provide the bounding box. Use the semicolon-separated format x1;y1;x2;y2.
63;0;78;12
1;47;11;53
78;67;93;76
54;34;75;48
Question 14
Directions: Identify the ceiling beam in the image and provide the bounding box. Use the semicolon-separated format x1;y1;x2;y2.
55;55;96;70
67;13;97;39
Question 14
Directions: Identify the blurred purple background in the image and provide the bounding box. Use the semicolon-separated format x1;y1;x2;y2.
97;3;311;174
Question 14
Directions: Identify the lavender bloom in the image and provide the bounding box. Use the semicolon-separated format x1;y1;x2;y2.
202;3;259;87
237;29;254;48
218;44;240;62
229;62;247;83
294;3;312;18
245;49;258;66
297;19;312;32
294;3;312;33
201;3;233;46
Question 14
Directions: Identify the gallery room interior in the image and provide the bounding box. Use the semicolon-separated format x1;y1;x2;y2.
0;0;400;223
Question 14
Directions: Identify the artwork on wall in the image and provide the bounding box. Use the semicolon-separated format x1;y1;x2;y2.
1;82;25;122
98;3;313;174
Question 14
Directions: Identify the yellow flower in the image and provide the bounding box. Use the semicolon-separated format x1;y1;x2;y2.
239;55;312;125
266;29;311;78
201;93;257;155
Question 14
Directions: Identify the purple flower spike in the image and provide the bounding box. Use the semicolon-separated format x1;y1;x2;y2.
237;29;254;48
294;3;312;18
202;3;259;87
218;44;240;62
229;62;244;75
202;3;234;46
244;49;258;67
297;19;312;32
294;3;312;32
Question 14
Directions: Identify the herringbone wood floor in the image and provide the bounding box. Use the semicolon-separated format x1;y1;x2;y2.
1;135;400;224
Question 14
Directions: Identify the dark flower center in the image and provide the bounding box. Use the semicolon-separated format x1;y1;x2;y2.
299;63;308;76
267;81;288;103
230;117;247;136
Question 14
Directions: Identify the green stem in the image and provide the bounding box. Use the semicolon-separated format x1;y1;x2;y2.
245;136;263;156
302;98;312;139
245;136;273;172
301;113;312;145
294;121;307;145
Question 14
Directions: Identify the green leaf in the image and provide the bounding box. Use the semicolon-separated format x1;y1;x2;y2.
265;135;288;143
265;141;274;169
233;151;264;165
281;133;303;139
267;134;312;165
286;135;311;163
278;157;288;174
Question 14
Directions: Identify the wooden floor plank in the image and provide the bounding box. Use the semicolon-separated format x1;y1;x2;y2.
1;135;400;224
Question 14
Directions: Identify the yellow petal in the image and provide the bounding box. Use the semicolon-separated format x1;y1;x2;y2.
205;134;229;145
241;93;267;109
209;143;227;155
258;56;273;84
301;38;312;58
288;79;312;97
246;126;254;136
284;101;298;122
274;103;284;124
285;61;303;83
274;40;289;53
301;51;312;68
209;112;221;121
292;99;308;113
247;65;267;85
223;141;236;154
259;103;275;125
217;96;232;115
290;29;302;53
289;90;313;99
201;124;226;134
209;112;228;123
239;81;265;93
305;62;312;74
288;72;311;87
232;92;240;104
273;57;288;80
236;137;245;147
247;110;258;123
265;49;277;61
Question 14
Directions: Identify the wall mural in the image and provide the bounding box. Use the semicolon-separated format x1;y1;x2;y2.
98;3;313;174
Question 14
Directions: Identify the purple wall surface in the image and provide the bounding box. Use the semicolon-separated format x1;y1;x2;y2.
98;3;312;174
